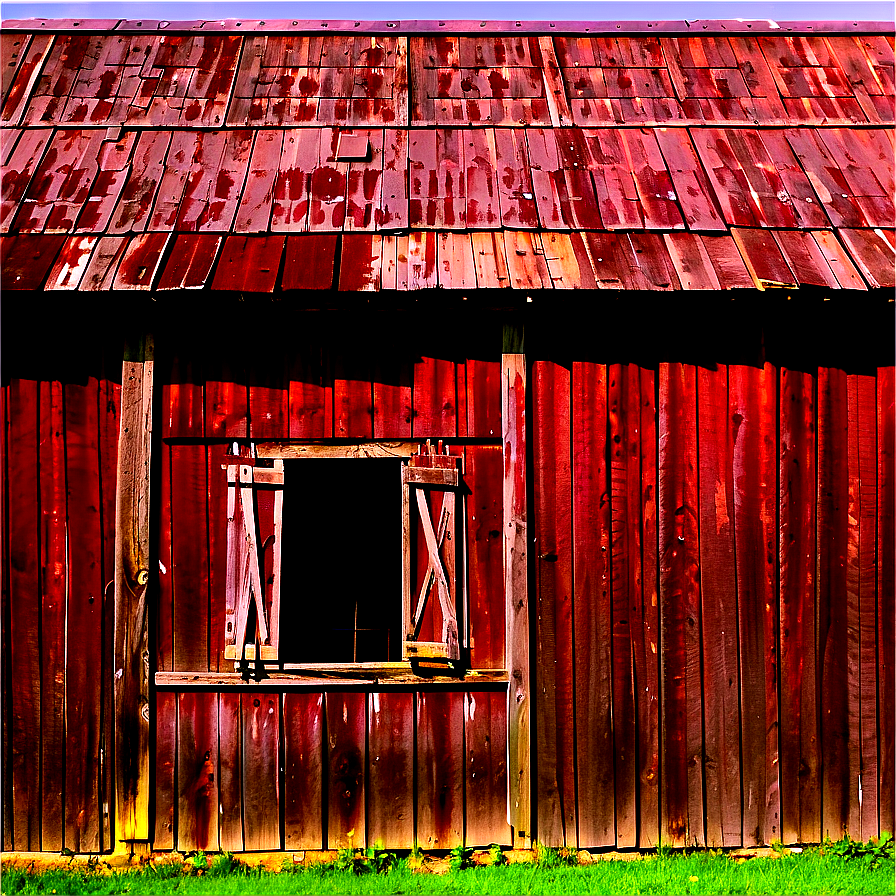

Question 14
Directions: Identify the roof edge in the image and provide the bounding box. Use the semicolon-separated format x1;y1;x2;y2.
1;17;894;35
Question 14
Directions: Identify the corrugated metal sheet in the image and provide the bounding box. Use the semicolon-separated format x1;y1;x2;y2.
0;21;893;292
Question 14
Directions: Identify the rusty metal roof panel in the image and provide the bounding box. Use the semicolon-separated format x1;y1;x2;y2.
210;233;283;291
837;228;896;288
156;233;222;290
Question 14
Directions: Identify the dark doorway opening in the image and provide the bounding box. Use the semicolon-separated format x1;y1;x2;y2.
279;458;402;663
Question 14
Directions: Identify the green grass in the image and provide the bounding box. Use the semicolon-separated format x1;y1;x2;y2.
2;845;894;895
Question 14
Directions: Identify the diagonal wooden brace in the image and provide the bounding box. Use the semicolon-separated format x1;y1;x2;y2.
415;488;459;656
412;500;450;636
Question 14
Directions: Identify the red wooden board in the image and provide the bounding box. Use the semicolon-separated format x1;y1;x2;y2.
658;363;703;847
242;693;281;850
367;692;414;848
412;355;457;439
177;692;219;851
63;376;103;852
464;691;511;846
697;365;741;847
206;446;228;673
283;692;323;850
571;361;614;847
290;333;334;439
210;235;284;292
416;691;463;849
218;692;244;852
326;692;366;848
0;234;66;290
532;360;574;846
153;692;177;849
282;234;338;290
779;367;820;844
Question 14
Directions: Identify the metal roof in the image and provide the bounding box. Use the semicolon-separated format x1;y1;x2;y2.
1;21;893;292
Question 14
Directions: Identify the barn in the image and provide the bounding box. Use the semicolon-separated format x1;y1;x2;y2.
0;14;894;857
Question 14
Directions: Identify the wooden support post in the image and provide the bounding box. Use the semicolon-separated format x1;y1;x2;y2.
503;353;530;847
114;335;153;850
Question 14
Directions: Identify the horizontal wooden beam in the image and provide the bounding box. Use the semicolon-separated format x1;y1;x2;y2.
402;467;460;487
155;669;509;688
257;441;419;459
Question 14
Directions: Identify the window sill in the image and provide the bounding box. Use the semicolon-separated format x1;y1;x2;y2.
154;666;508;689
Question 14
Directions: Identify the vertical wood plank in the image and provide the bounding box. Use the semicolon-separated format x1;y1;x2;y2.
659;363;704;847
637;365;661;849
416;691;463;849
114;339;153;844
503;354;530;846
170;445;210;672
283;692;323;850
465;446;504;670
64;375;104;853
8;378;41;851
532;359;574;846
697;365;741;847
248;337;288;439
218;692;244;852
205;350;248;439
817;367;850;840
157;445;173;673
207;446;229;673
326;691;366;849
368;692;414;848
1;384;10;851
878;367;895;837
467;358;502;439
39;380;65;852
413;356;457;439
731;362;780;847
164;353;204;438
153;692;176;850
177;692;219;852
779;366;819;844
334;350;373;439
373;348;412;439
608;363;639;848
855;374;879;839
242;692;281;851
571;361;613;848
290;338;333;438
465;691;512;847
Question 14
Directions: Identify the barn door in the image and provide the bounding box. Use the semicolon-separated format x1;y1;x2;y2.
223;454;282;664
402;443;462;662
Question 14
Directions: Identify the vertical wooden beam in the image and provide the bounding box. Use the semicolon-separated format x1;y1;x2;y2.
114;334;153;849
503;353;530;847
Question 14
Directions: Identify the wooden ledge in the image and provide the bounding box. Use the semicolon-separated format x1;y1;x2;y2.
155;668;508;688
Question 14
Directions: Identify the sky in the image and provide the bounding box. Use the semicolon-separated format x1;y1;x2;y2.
1;0;893;23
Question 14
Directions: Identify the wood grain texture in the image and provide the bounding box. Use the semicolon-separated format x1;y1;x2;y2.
416;691;463;849
64;375;104;853
7;378;41;850
177;692;219;852
326;692;366;848
367;692;414;848
283;692;323;850
571;361;614;848
730;363;780;847
2;384;11;850
465;691;511;847
659;363;704;847
878;367;895;837
153;692;176;850
242;693;281;851
816;367;850;840
218;692;244;852
502;354;530;845
532;360;574;847
38;380;65;851
779;367;820;844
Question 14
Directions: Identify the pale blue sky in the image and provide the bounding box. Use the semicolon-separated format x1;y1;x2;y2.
2;0;893;22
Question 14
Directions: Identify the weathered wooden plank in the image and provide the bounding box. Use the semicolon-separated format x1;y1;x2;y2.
248;334;288;440
326;692;366;848
854;375;879;840
532;359;574;847
816;367;850;841
503;354;530;846
608;363;639;849
156;446;173;674
659;363;703;847
64;375;104;853
6;379;41;850
637;365;660;849
170;445;210;672
156;234;222;291
282;234;338;290
289;336;333;439
242;693;281;850
465;691;512;847
878;367;896;838
571;361;614;848
730;363;780;847
38;380;65;852
367;692;414;848
779;367;820;844
114;337;153;845
207;446;229;674
412;355;457;439
153;692;176;850
0;384;8;851
177;692;219;852
416;691;463;849
283;693;323;850
218;692;243;852
697;365;741;847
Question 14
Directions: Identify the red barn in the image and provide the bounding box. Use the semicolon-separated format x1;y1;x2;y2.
1;15;894;856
